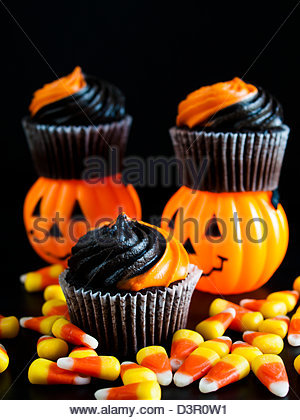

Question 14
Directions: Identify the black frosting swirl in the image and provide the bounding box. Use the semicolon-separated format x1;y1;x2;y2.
32;76;126;126
66;214;166;292
196;87;284;131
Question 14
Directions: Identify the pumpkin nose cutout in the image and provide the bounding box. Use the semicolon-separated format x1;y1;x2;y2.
49;223;63;238
205;216;222;238
183;238;196;254
71;200;86;220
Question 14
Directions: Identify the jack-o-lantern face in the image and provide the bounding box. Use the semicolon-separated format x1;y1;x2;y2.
162;187;288;294
24;176;141;266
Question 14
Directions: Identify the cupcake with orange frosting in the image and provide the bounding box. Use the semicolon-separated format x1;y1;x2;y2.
172;77;289;192
22;66;131;179
59;213;202;357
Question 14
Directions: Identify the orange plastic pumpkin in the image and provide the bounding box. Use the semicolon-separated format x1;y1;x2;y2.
161;187;288;294
24;175;141;266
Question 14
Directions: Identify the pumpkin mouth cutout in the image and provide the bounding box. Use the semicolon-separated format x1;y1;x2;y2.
202;255;228;277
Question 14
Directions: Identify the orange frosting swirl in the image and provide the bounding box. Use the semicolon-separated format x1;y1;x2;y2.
117;223;189;291
29;66;86;117
176;77;258;129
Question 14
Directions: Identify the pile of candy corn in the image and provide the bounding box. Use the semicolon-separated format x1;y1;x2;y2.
1;265;300;400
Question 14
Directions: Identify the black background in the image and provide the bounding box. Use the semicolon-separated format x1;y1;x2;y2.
1;0;300;400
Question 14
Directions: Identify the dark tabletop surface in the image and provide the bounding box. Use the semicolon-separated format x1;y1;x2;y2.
1;242;300;401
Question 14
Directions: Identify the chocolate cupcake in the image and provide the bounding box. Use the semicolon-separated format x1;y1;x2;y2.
172;77;289;192
22;66;131;179
59;213;202;357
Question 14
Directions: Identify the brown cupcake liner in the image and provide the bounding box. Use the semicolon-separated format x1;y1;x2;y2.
170;125;290;192
22;115;132;180
59;264;202;358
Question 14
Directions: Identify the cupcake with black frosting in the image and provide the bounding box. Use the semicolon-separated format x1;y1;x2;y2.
60;213;202;357
172;77;289;192
22;66;131;179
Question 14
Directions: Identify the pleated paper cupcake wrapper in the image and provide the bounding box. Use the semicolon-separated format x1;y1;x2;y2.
22;115;132;179
60;264;201;358
170;125;290;192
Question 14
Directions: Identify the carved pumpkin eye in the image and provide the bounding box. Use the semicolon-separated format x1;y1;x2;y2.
205;215;222;238
32;197;42;217
168;209;179;229
49;223;63;238
183;238;196;254
71;200;86;220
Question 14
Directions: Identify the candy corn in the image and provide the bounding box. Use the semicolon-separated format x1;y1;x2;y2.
199;354;250;393
198;336;232;357
0;315;20;338
287;312;300;346
52;318;98;349
240;299;287;318
231;341;263;364
37;336;69;361
57;355;120;380
170;329;203;371
195;308;236;340
267;291;299;312
121;362;157;385
136;346;172;386
43;285;66;302
20;264;64;292
0;344;9;373
173;347;220;387
42;299;69;319
243;331;284;354
294;354;300;374
20;315;62;335
258;316;290;338
251;354;289;397
69;347;98;358
209;298;263;332
293;276;300;294
28;358;90;385
231;311;264;332
209;298;241;316
95;381;161;400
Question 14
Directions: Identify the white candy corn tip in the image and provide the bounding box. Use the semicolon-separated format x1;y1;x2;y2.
170;358;183;372
74;375;91;385
57;357;74;371
217;336;231;341
233;341;245;345
83;334;98;349
121;361;134;366
0;344;6;351
199;378;218;393
19;317;33;327
156;370;173;386
277;316;290;321
223;308;236;317
269;381;289;398
95;388;110;400
173;372;193;387
240;299;252;307
288;334;300;346
20;274;27;284
243;330;255;338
